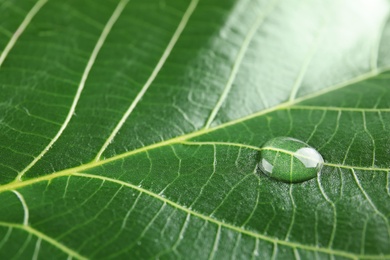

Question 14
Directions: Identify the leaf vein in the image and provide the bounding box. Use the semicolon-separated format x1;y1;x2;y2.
2;171;390;259
15;0;129;181
204;0;278;128
94;0;199;161
0;222;87;260
11;190;29;226
0;0;47;68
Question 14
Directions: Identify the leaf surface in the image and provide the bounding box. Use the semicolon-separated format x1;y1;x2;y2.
0;0;390;259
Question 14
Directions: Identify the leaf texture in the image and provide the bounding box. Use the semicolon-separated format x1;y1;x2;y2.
0;0;390;259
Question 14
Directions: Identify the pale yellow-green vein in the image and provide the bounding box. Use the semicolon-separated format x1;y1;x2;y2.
0;222;87;260
8;67;390;187
3;173;389;260
180;141;390;172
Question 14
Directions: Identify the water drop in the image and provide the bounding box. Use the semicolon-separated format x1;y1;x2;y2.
258;137;324;183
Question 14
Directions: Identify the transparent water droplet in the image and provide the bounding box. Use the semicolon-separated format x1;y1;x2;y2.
258;137;324;183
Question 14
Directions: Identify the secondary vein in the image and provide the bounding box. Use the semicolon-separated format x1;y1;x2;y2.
204;0;278;129
0;0;48;68
94;0;199;161
9;68;390;184
2;172;388;260
0;222;87;260
15;0;129;181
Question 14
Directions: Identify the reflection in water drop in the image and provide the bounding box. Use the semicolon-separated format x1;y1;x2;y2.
295;147;324;168
258;137;324;183
260;158;274;173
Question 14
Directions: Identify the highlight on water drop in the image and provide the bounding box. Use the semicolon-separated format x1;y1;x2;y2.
258;137;324;183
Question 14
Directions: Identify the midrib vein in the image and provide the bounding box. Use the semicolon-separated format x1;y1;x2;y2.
0;172;388;260
181;141;390;172
5;67;389;187
7;2;388;182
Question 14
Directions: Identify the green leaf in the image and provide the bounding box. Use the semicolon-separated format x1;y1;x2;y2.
1;0;390;259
